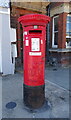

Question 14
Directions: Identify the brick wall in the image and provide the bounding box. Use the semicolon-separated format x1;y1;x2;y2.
49;16;53;48
10;16;17;28
49;51;71;66
58;13;67;48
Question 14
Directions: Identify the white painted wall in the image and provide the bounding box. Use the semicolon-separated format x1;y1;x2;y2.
0;10;2;73
0;7;17;75
0;76;2;119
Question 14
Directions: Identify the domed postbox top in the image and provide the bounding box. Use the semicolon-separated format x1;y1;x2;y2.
18;14;50;26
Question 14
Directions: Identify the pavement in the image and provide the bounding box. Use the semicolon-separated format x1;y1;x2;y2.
45;66;70;90
1;65;70;119
0;76;2;120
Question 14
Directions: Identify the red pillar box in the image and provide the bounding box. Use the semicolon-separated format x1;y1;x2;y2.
18;14;50;109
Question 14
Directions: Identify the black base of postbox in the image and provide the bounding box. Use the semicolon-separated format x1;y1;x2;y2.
23;84;45;109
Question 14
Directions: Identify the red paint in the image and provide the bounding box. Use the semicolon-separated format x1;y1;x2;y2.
18;14;50;86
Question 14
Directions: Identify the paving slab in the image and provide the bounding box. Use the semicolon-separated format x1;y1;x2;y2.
45;66;70;90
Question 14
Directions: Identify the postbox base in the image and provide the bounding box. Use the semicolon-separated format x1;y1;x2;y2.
23;84;45;109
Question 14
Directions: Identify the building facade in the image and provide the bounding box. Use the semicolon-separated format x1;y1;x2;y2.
49;2;71;66
10;2;71;68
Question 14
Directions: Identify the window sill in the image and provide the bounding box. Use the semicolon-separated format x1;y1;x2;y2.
49;48;71;52
66;46;71;49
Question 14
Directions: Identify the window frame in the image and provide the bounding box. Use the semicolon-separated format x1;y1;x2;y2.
52;15;59;48
0;8;10;15
66;14;71;48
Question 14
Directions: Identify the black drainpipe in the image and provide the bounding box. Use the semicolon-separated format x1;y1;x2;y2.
46;4;50;63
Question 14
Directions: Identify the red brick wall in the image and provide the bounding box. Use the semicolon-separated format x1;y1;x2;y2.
16;7;39;15
49;51;71;66
58;13;67;48
49;16;53;48
10;16;17;28
17;21;21;57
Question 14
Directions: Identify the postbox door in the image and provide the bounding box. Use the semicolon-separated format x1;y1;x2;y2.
23;26;46;86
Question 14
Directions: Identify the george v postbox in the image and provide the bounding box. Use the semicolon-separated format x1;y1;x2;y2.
18;14;50;109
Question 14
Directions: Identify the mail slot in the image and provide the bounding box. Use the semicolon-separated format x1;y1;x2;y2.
18;14;50;109
29;30;42;34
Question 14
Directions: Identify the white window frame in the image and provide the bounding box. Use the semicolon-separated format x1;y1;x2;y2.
0;8;10;15
66;14;71;48
52;16;59;48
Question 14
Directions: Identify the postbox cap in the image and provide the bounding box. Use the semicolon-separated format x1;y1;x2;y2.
18;14;50;26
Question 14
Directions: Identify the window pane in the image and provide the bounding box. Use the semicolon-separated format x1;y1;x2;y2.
66;32;71;37
54;17;58;31
66;23;71;32
67;16;71;22
66;38;71;46
54;32;58;45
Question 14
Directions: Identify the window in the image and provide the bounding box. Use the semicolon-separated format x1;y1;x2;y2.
66;14;71;48
52;16;59;48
